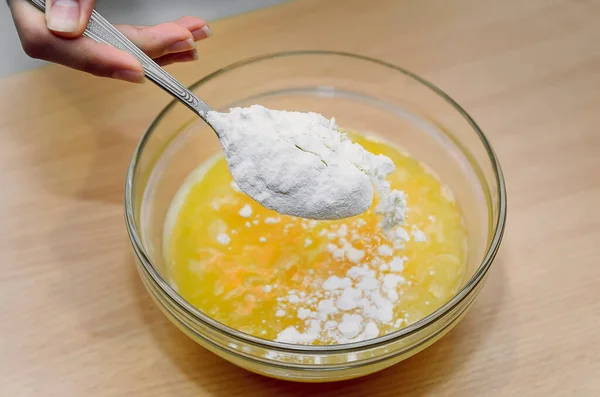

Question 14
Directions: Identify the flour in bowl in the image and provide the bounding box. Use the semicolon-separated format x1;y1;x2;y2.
207;105;406;229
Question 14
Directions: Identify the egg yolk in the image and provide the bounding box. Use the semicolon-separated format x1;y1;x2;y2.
164;132;467;344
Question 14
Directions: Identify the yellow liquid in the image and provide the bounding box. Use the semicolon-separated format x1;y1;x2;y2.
164;132;467;344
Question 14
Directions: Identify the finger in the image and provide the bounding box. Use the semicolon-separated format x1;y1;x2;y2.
11;0;144;83
154;49;199;66
45;0;96;38
116;17;212;59
173;16;212;41
115;22;196;59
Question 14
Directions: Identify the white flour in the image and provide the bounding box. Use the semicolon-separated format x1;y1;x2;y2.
272;217;429;345
205;105;416;345
207;105;406;229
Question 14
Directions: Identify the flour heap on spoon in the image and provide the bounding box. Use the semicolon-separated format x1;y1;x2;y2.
207;105;406;232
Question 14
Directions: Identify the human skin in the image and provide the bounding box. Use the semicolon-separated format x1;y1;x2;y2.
8;0;212;83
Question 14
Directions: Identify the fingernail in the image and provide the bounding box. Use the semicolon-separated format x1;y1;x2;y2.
46;0;81;33
191;25;212;41
190;49;199;60
166;38;195;53
112;70;146;84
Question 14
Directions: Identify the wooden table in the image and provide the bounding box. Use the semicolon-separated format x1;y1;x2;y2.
1;0;599;395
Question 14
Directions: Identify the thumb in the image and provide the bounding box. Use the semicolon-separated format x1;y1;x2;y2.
46;0;96;38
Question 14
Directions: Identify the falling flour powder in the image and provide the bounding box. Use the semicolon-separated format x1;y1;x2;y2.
205;105;421;345
207;105;406;230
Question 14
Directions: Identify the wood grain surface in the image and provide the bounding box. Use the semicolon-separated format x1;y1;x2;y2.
1;0;599;395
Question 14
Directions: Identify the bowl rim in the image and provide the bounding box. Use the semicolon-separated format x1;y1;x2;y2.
125;50;507;354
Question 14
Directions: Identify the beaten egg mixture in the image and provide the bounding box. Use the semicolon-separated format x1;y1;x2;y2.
164;132;467;345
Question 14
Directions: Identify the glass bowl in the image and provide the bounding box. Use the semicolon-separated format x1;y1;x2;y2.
125;51;506;382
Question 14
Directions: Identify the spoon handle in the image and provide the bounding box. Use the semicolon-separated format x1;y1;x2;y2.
25;0;213;118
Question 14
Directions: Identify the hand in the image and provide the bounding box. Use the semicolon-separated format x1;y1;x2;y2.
8;0;212;83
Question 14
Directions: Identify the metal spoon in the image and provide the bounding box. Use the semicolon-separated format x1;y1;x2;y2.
26;0;213;121
24;1;377;221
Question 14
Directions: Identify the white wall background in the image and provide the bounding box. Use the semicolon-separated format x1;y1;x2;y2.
0;0;288;77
